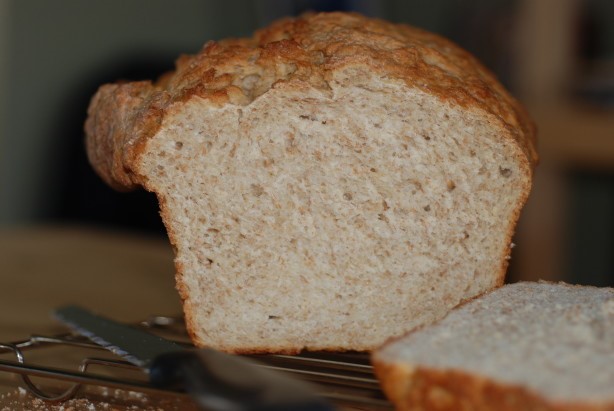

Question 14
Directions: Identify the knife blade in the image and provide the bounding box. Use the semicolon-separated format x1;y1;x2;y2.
54;305;335;411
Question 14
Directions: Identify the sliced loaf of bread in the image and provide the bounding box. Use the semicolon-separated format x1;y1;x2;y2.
85;12;537;353
373;282;614;411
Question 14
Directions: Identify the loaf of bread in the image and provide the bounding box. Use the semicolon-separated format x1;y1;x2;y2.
373;282;614;411
85;12;537;353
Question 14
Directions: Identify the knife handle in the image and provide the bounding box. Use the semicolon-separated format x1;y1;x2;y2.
150;349;335;411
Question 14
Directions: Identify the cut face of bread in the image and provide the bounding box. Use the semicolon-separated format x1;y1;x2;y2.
373;282;614;411
85;12;537;353
138;71;531;352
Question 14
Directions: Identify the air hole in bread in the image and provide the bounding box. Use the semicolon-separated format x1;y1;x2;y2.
499;167;512;177
251;184;265;197
378;213;389;223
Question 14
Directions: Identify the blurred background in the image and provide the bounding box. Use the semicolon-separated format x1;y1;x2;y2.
0;0;613;286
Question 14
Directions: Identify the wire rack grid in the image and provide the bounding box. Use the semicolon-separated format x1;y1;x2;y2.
0;315;392;409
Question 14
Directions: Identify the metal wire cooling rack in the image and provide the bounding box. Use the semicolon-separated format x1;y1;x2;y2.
0;315;392;409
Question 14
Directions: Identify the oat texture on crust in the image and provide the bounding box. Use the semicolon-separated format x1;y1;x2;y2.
85;12;537;190
85;12;538;353
373;282;614;411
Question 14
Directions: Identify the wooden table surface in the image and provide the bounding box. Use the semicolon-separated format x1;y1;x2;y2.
0;225;181;342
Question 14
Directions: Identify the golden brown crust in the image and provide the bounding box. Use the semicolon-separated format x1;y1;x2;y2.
372;361;614;411
84;81;170;190
85;11;537;190
495;166;533;285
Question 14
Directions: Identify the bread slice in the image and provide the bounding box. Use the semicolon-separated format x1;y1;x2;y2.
84;12;538;353
373;282;614;411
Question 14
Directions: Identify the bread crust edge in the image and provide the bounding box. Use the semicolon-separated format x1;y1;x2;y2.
372;360;614;411
85;12;538;193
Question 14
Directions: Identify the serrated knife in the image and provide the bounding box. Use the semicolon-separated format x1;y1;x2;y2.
54;305;335;411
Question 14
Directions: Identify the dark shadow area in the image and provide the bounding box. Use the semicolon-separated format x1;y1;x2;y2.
50;53;178;235
568;170;614;287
